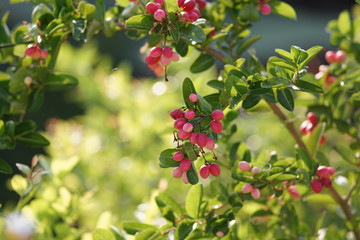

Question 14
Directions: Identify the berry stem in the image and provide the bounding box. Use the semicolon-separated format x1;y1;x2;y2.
0;40;34;49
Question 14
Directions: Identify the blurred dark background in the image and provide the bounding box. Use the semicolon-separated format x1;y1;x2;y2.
0;0;356;205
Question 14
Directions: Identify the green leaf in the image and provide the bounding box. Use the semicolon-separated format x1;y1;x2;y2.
156;193;184;217
338;10;351;35
15;163;31;176
182;78;196;110
190;54;215;73
269;57;297;71
268;1;297;20
296;148;314;171
293;80;324;93
0;120;4;135
165;0;180;13
291;46;308;65
275;49;292;61
185;184;203;219
71;18;86;41
125;15;154;31
334;145;357;164
197;94;212;114
305;122;325;157
11;175;28;196
135;229;158;240
5;121;15;141
0;158;12;174
31;3;54;24
275;174;297;181
180;24;206;43
16;132;50;147
122;222;157;235
10;68;31;93
261;76;292;88
159;149;181;168
300;46;323;68
276;88;294;111
207;80;224;90
239;4;259;21
175;41;188;57
187;162;199;185
28;90;44;112
174;219;195;240
93;229;116;240
43;73;78;90
15;120;36;136
242;95;261;109
94;0;105;22
236;35;262;57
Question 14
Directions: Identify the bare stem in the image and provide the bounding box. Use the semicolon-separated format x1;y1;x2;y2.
0;40;33;49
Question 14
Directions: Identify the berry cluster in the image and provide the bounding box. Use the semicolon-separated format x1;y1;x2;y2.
311;166;335;193
258;0;271;15
146;46;180;76
146;0;167;21
315;50;346;87
178;0;205;22
169;93;225;183
299;112;326;146
238;161;262;199
25;44;48;61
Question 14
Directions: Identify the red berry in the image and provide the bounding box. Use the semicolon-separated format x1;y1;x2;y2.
242;183;253;193
146;55;160;65
251;167;260;175
307;112;318;125
325;75;336;87
171;52;180;62
162;46;173;58
317;166;329;178
311;179;323;193
205;137;215;150
189;93;198;102
260;4;271;15
185;110;195;119
183;122;193;132
178;129;190;140
189;132;197;145
183;0;196;12
238;161;251;172
25;45;37;57
299;120;310;135
211;110;224;121
174;118;187;130
196;0;206;9
149;47;163;57
180;158;191;172
173;151;184;161
172;167;182;178
320;135;326;146
160;55;171;66
251;188;261;199
146;2;158;14
327;167;335;176
196;133;207;147
321;177;332;188
288;185;301;199
182;171;189;184
177;0;185;7
305;121;315;133
39;49;48;59
335;50;346;63
209;163;220;176
210;120;223;133
199;164;210;179
154;9;166;21
181;12;191;22
325;51;336;64
170;109;184;119
154;0;164;5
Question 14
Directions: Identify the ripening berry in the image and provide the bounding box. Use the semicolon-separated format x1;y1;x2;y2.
242;183;253;193
315;71;325;80
335;50;346;63
39;49;48;59
196;133;207;147
177;0;185;7
238;161;251;172
288;185;301;199
162;46;173;58
181;12;191;22
185;110;195;119
173;151;184;161
325;75;336;86
183;0;196;12
325;51;337;64
149;47;163;57
183;122;194;133
317;166;329;178
311;179;323;193
305;121;315;133
170;109;184;119
211;110;224;121
172;167;182;178
154;0;164;5
260;4;271;15
171;52;180;62
320;135;326;146
299;120;310;135
327;167;335;176
251;188;261;199
307;112;318;125
209;163;220;176
174;118;187;130
216;231;224;238
146;55;161;65
189;93;198;102
153;66;164;76
188;11;199;22
251;167;260;175
196;0;206;9
154;9;166;21
321;177;332;188
146;2;159;14
205;137;215;150
182;171;189;184
189;132;197;145
318;65;329;72
25;45;37;57
210;120;223;133
160;55;171;66
180;158;191;171
24;76;32;86
199;164;210;179
178;129;190;140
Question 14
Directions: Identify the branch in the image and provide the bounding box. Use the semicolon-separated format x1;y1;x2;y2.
0;41;34;49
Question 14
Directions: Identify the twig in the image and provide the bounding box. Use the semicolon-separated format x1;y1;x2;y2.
0;41;34;49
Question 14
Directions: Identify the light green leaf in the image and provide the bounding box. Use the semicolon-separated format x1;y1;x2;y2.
122;222;157;235
268;1;297;20
338;10;351;35
16;163;31;176
156;193;184;217
334;145;357;164
300;46;323;69
185;184;203;219
135;229;158;240
275;49;292;61
92;229;116;240
305;122;325;157
11;174;28;196
291;46;308;64
165;0;180;13
261;76;292;88
269;57;297;71
125;15;154;31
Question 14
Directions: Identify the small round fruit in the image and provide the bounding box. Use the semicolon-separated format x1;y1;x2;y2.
210;120;223;133
196;133;207;147
321;177;332;188
335;50;346;63
174;118;187;130
311;179;323;193
318;65;329;72
242;183;253;193
260;4;271;15
171;52;180;62
209;163;220;176
299;120;310;135
149;46;163;57
199;164;210;179
146;2;159;14
146;55;161;65
170;109;184;119
325;51;336;64
196;0;206;9
251;167;260;175
189;93;198;102
189;132;197;145
307;112;318;125
211;110;224;121
180;158;191;172
160;55;171;66
251;188;261;199
327;167;335;176
288;185;301;199
162;46;173;58
178;129;190;140
172;167;182;178
173;151;184;161
317;166;329;178
177;0;185;7
205;137;215;150
183;122;194;133
154;9;166;21
238;161;251;172
183;0;196;12
182;171;189;184
185;110;195;119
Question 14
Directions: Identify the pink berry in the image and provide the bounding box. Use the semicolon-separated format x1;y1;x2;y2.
307;112;318;125
154;0;164;5
177;0;185;7
238;161;251;172
180;158;191;172
173;151;184;161
153;66;164;76
299;120;310;135
170;109;184;119
315;71;325;80
174;118;187;130
242;183;253;193
210;120;223;133
25;45;37;56
172;167;182;178
154;9;166;21
189;132;197;145
321;177;332;188
196;0;206;9
182;171;189;184
149;47;163;57
39;49;48;59
209;163;220;176
188;11;199;22
317;166;329;178
251;188;261;199
189;93;198;102
288;185;301;199
216;231;224;238
162;46;173;58
181;12;191;22
260;4;271;15
185;110;195;119
327;167;335;176
146;2;158;14
335;50;346;63
305;121;315;133
325;51;337;64
205;137;215;150
146;55;160;65
318;65;329;72
160;55;171;66
251;167;260;175
211;110;224;121
171;52;180;62
196;133;207;147
183;122;193;133
178;129;190;140
191;8;200;18
183;0;196;12
199;164;210;179
311;179;323;193
325;75;336;87
154;3;162;9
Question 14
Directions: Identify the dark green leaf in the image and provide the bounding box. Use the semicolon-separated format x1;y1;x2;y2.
43;73;78;91
293;80;324;93
261;76;292;88
187;162;199;185
15;120;36;136
185;184;203;219
207;80;224;90
190;54;215;73
27;90;44;112
159;149;181;168
31;3;54;24
276;88;294;111
16;132;50;147
242;95;261;109
197;94;212;114
175;41;188;57
182;78;196;110
122;222;157;235
268;1;297;20
5;121;15;141
236;35;262;57
229;142;240;166
71;18;86;41
125;15;154;31
174;219;194;240
180;24;206;43
0;158;12;174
